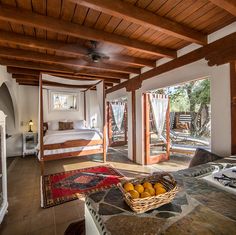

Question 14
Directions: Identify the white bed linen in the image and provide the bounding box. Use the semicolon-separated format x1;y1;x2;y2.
38;128;103;158
44;128;103;145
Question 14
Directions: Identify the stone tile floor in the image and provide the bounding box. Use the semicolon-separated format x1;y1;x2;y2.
0;147;190;235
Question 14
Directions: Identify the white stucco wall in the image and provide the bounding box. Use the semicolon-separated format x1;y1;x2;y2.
108;59;231;164
4;84;40;156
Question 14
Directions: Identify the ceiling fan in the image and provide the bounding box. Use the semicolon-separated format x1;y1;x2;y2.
86;40;110;63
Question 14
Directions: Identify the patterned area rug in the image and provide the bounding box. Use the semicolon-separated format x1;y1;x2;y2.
42;165;124;208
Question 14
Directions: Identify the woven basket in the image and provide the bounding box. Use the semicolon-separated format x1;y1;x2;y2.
118;172;178;213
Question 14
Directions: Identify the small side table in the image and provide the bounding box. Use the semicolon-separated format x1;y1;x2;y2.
22;132;38;157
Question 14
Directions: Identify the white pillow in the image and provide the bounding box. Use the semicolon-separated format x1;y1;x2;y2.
74;120;86;129
48;121;59;131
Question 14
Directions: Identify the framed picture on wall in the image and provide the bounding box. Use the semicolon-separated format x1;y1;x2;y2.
49;91;79;112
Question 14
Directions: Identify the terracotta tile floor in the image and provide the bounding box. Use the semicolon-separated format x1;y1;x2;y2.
0;147;190;235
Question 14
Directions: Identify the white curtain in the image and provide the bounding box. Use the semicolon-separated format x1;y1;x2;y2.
85;90;91;127
38;85;41;146
149;94;168;138
96;81;104;128
111;102;125;131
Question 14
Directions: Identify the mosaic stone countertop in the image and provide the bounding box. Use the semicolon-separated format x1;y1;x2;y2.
86;158;236;235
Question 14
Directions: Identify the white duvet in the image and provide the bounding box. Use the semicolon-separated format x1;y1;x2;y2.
44;128;103;145
38;128;104;158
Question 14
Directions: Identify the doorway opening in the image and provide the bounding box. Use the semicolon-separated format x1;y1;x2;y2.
107;97;128;147
144;78;211;164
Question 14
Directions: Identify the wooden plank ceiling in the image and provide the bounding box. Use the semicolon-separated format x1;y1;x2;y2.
0;0;235;88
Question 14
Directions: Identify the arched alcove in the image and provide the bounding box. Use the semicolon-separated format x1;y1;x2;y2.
0;83;15;135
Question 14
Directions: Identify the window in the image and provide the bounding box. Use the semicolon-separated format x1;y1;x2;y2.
50;91;78;111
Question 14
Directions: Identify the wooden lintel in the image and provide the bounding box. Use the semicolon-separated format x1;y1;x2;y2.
106;32;236;94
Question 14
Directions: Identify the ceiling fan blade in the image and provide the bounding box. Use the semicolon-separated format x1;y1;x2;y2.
59;43;88;57
101;55;110;60
97;43;123;55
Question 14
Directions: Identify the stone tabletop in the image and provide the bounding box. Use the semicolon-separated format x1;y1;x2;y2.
86;158;236;235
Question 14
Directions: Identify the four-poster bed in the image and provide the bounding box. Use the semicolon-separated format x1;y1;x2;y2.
38;75;107;175
107;101;128;147
143;93;170;164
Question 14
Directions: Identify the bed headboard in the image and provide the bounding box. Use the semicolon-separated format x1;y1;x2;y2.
43;122;48;136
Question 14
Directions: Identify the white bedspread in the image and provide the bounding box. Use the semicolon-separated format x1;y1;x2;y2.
38;128;104;158
43;128;103;145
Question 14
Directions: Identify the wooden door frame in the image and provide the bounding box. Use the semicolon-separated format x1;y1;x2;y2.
143;93;170;165
230;61;236;154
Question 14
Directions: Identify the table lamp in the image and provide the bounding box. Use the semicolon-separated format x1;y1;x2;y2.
28;120;33;132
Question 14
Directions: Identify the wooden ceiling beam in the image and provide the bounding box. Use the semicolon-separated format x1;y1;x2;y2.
12;74;39;80
15;78;38;84
7;67;40;76
6;66;123;82
72;0;207;45
109;55;156;68
0;58;129;79
0;30;156;68
42;81;92;89
16;79;38;84
0;47;140;74
74;69;129;79
209;0;236;16
16;80;95;89
106;32;236;94
0;4;176;58
18;83;38;87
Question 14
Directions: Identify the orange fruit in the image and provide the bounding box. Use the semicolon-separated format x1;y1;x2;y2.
144;187;155;196
154;182;164;189
143;182;153;189
129;190;140;199
124;182;134;192
140;191;151;198
155;187;166;195
134;184;144;193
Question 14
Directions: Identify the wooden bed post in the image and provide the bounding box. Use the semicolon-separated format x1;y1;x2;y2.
39;74;45;175
103;81;107;163
84;91;86;121
107;102;112;146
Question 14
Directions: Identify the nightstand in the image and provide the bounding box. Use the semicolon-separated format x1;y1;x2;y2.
22;132;38;157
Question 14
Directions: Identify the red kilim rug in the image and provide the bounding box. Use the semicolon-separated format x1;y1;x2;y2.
42;165;124;208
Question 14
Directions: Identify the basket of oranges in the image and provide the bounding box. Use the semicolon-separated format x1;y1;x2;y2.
118;172;178;213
